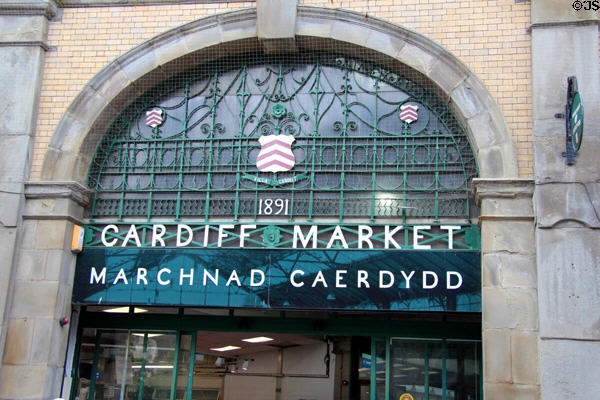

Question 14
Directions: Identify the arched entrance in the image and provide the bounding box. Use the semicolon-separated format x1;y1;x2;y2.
22;5;536;400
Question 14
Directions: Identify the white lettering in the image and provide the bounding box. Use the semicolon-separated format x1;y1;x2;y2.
180;269;194;285
379;270;394;288
290;270;305;287
203;269;219;286
101;225;119;247
218;225;235;247
336;270;348;288
152;224;167;247
312;270;328;287
203;225;210;247
385;226;403;249
113;268;128;285
226;270;242;286
177;224;193;247
400;270;415;288
423;271;438;289
413;225;431;249
158;268;171;285
357;270;370;288
239;224;256;248
250;269;265;287
293;225;317;249
441;225;461;249
327;225;349;249
137;268;148;285
358;225;374;249
447;271;463;289
121;225;141;247
90;267;106;284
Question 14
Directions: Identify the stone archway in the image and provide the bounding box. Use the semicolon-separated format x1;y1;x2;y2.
16;4;538;399
41;6;518;183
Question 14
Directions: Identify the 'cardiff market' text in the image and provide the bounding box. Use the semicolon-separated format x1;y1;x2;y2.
100;224;464;250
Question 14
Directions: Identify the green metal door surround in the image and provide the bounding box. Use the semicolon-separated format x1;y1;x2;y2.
69;325;481;400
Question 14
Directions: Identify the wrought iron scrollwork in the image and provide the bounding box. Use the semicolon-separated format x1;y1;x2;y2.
87;52;478;222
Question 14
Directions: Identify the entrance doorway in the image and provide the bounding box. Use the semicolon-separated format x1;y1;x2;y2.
69;310;481;400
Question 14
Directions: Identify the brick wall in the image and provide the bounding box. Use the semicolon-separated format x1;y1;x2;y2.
31;0;533;179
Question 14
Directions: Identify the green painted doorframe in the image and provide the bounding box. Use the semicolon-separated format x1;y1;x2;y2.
70;310;481;400
72;330;197;400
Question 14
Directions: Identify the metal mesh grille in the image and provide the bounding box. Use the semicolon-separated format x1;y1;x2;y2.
87;52;478;222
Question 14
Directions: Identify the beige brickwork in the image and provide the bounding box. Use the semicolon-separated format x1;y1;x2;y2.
31;0;533;179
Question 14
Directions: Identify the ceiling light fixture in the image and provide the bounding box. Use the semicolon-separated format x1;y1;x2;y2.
241;336;274;343
210;345;241;352
131;333;164;338
102;307;148;314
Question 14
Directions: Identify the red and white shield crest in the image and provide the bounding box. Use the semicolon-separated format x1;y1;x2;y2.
145;107;164;128
400;104;419;123
256;135;296;172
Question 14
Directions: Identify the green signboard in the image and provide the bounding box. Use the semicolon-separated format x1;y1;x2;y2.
561;76;584;164
570;91;583;152
73;248;480;312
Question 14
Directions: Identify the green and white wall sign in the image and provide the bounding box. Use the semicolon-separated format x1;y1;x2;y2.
73;248;480;311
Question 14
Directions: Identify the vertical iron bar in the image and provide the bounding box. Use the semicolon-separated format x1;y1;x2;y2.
339;66;351;222
370;79;380;222
186;332;197;400
137;333;148;400
424;343;429;400
385;337;390;400
118;330;131;400
308;63;322;221
176;84;191;221
370;337;377;400
146;128;158;222
204;73;219;221
170;331;182;400
117;123;131;221
434;134;440;221
88;331;101;400
402;120;409;226
442;339;447;400
234;65;249;221
68;326;84;400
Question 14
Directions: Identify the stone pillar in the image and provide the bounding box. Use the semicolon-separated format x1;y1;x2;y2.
0;0;57;378
531;2;600;399
474;178;539;399
0;182;89;400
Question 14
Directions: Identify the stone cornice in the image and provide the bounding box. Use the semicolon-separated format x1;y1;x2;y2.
25;181;91;206
0;40;49;51
473;178;535;204
530;19;599;31
0;1;58;19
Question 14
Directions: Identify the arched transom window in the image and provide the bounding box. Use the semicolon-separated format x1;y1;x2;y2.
87;52;478;222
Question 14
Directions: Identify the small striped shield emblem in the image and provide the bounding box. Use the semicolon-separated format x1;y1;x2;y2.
399;104;419;123
256;135;296;173
145;107;164;128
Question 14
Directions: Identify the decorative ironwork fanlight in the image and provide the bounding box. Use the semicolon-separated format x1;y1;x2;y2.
87;52;478;222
